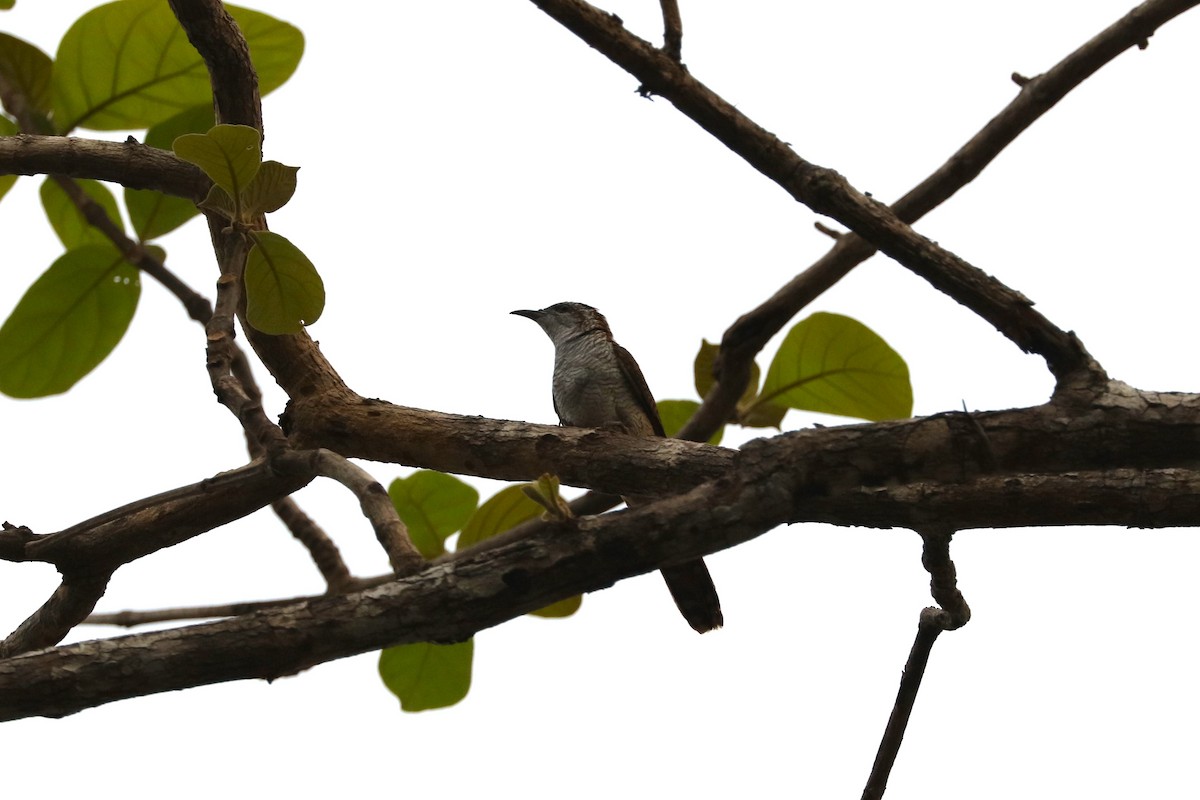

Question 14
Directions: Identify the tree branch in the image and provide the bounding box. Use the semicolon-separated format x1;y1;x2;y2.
527;0;1160;382
5;382;1200;719
0;135;208;198
658;0;682;61
683;0;1197;441
167;0;262;130
276;449;424;575
0;460;311;574
0;573;111;658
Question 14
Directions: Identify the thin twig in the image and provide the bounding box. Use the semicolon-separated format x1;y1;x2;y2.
861;617;942;800
659;0;682;61
862;528;969;799
85;576;394;628
49;175;214;321
277;449;424;575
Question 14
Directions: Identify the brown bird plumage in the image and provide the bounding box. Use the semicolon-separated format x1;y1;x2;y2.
512;302;723;633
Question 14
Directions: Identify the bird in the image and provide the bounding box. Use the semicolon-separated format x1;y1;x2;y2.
511;301;723;633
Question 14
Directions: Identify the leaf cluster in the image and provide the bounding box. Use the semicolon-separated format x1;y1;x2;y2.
382;472;584;711
0;0;305;396
659;311;913;441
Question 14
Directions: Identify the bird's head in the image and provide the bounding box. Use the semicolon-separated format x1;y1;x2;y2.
511;301;612;345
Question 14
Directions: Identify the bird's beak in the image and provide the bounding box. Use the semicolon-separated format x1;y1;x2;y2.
511;309;540;320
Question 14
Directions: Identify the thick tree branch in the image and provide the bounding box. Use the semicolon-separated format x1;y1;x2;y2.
0;135;208;198
0;461;310;574
0;573;111;658
167;0;262;130
281;383;1200;497
5;384;1200;719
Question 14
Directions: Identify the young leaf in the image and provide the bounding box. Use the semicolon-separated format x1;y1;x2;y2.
457;485;582;618
521;473;573;521
758;312;913;422
0;32;51;117
244;231;325;334
0;245;140;397
379;639;473;713
388;471;479;559
172;125;262;204
39;177;123;249
240;161;299;216
656;399;723;445
52;1;303;132
196;184;238;221
126;105;214;240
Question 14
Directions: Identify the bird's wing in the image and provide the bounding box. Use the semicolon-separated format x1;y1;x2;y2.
613;342;666;438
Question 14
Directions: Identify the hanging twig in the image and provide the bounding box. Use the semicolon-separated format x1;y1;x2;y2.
862;528;970;799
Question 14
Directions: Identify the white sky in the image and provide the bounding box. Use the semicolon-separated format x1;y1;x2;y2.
2;1;1199;798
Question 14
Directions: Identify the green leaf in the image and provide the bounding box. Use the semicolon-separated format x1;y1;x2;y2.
241;160;299;215
520;473;573;521
244;230;324;334
458;485;581;618
52;0;303;132
0;245;141;397
379;639;473;713
172;124;261;202
758;312;913;422
694;339;718;397
531;595;583;618
125;105;213;239
0;1;15;11
739;399;787;429
388;471;479;559
196;184;237;221
39;177;123;249
0;32;51;118
656;399;723;445
0;116;17;203
456;485;543;551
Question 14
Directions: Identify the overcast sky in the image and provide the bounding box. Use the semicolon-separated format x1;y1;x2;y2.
2;2;1199;798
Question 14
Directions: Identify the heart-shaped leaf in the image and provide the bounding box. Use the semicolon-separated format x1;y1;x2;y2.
758;312;912;422
244;230;324;334
53;0;303;132
0;244;142;397
379;639;473;713
241;160;299;216
388;471;479;559
173;124;262;203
